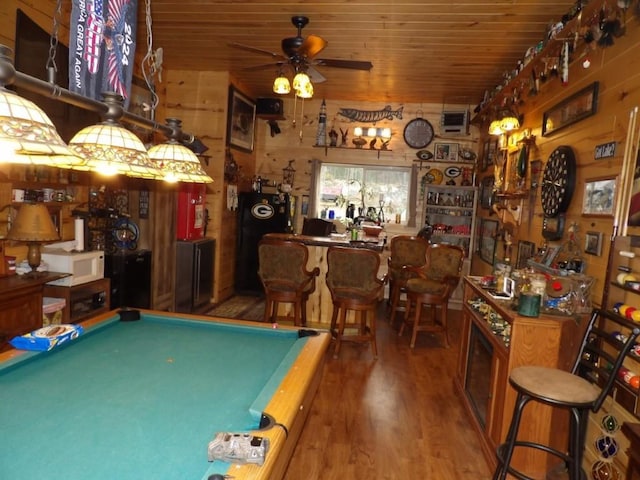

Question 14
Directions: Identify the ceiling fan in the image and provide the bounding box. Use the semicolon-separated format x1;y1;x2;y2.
229;15;373;83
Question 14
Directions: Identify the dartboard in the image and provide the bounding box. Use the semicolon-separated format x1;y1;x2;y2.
541;146;576;217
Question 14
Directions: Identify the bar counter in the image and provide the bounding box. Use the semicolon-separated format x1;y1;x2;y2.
263;233;386;325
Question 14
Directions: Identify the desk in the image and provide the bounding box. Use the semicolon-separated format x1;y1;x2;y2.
263;233;385;324
0;310;330;480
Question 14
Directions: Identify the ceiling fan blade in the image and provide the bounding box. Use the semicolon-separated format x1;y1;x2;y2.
242;61;287;71
298;34;327;59
228;42;284;60
315;58;373;70
307;66;327;84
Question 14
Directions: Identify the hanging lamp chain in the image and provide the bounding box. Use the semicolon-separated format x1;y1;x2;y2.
46;0;63;83
141;0;160;116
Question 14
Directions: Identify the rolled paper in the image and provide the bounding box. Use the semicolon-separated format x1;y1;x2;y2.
518;292;541;317
74;217;84;252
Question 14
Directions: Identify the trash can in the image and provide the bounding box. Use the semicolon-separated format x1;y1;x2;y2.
42;297;66;326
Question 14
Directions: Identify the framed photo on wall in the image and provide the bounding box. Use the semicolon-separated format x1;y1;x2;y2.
585;231;603;256
434;143;459;162
516;240;535;269
227;86;256;152
582;176;617;217
479;218;498;265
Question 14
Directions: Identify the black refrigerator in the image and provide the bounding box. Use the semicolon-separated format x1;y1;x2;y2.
175;238;215;313
235;192;292;294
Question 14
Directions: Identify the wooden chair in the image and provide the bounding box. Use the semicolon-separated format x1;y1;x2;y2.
257;238;319;326
399;243;464;348
387;235;430;325
493;308;640;480
326;246;386;358
301;217;334;237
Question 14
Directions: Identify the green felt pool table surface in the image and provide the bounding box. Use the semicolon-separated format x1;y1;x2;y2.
0;310;329;480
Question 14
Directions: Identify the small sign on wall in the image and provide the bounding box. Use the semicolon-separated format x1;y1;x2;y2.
595;141;616;160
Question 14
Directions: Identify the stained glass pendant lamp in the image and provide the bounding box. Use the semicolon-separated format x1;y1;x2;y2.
0;46;84;168
148;118;213;183
69;92;162;179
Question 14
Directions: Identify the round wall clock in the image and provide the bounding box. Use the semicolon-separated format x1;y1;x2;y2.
541;145;576;217
403;118;434;149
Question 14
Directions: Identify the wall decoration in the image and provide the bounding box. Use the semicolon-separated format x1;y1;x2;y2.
138;188;149;219
338;105;404;123
516;241;535;269
434;143;459;162
594;141;616;160
479;218;498;265
481;138;498;171
585;231;603;256
542;81;599;136
582;176;616;217
480;176;494;209
227;86;256;152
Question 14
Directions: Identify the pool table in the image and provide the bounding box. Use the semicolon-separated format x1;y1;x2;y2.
0;310;330;480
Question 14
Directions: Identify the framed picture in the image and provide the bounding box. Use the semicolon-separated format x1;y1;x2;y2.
479;218;498;265
541;246;560;267
480;176;494;209
434;143;459;162
542;81;599;136
226;86;256;152
516;241;535;269
582;176;617;217
585;231;603;256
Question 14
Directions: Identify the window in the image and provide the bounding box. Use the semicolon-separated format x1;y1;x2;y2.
317;163;411;223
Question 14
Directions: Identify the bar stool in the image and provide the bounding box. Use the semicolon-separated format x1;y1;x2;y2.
399;243;464;348
326;246;386;358
387;235;430;325
257;238;319;326
493;308;640;480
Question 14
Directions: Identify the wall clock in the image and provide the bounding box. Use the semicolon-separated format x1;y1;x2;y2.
541;145;576;218
403;118;434;149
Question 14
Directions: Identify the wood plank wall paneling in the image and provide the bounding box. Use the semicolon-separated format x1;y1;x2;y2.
472;15;640;310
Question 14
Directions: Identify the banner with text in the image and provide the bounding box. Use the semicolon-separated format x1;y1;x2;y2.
68;0;138;108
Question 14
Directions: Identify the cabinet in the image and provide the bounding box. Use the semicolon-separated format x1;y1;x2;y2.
0;272;69;351
422;178;477;306
455;277;588;475
105;251;152;309
623;423;640;480
43;278;110;324
175;238;215;313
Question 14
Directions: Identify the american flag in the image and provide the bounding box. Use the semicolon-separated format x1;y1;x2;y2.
84;0;104;74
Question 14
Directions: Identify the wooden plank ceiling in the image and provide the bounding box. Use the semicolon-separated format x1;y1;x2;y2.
142;0;580;105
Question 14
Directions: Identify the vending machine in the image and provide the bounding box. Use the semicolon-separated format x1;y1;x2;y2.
177;183;206;240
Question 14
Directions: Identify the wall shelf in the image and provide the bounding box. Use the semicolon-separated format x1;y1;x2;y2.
313;145;392;158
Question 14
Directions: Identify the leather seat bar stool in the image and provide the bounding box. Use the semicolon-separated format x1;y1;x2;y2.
258;238;319;326
493;308;640;480
399;243;464;348
326;246;387;358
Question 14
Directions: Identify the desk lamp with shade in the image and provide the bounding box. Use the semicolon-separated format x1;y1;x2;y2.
7;203;59;275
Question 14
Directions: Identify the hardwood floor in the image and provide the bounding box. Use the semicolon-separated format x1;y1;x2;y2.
283;304;492;480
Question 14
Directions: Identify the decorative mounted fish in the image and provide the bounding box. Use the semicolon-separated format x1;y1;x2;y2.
338;105;403;123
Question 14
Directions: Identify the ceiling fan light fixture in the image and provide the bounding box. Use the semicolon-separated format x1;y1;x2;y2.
292;71;311;91
272;74;291;94
296;81;313;99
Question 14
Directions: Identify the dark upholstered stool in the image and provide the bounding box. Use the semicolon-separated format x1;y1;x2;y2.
386;235;430;325
399;244;464;348
301;217;334;236
258;238;319;326
493;308;640;480
326;246;386;358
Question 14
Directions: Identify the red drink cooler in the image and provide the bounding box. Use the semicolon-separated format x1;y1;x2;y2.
177;183;206;240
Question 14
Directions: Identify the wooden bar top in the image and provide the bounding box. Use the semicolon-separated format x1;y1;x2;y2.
263;232;385;251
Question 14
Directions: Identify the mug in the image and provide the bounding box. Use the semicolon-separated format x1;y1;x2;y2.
11;189;25;202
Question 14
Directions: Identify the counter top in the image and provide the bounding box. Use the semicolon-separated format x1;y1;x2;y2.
0;271;70;295
264;233;385;252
